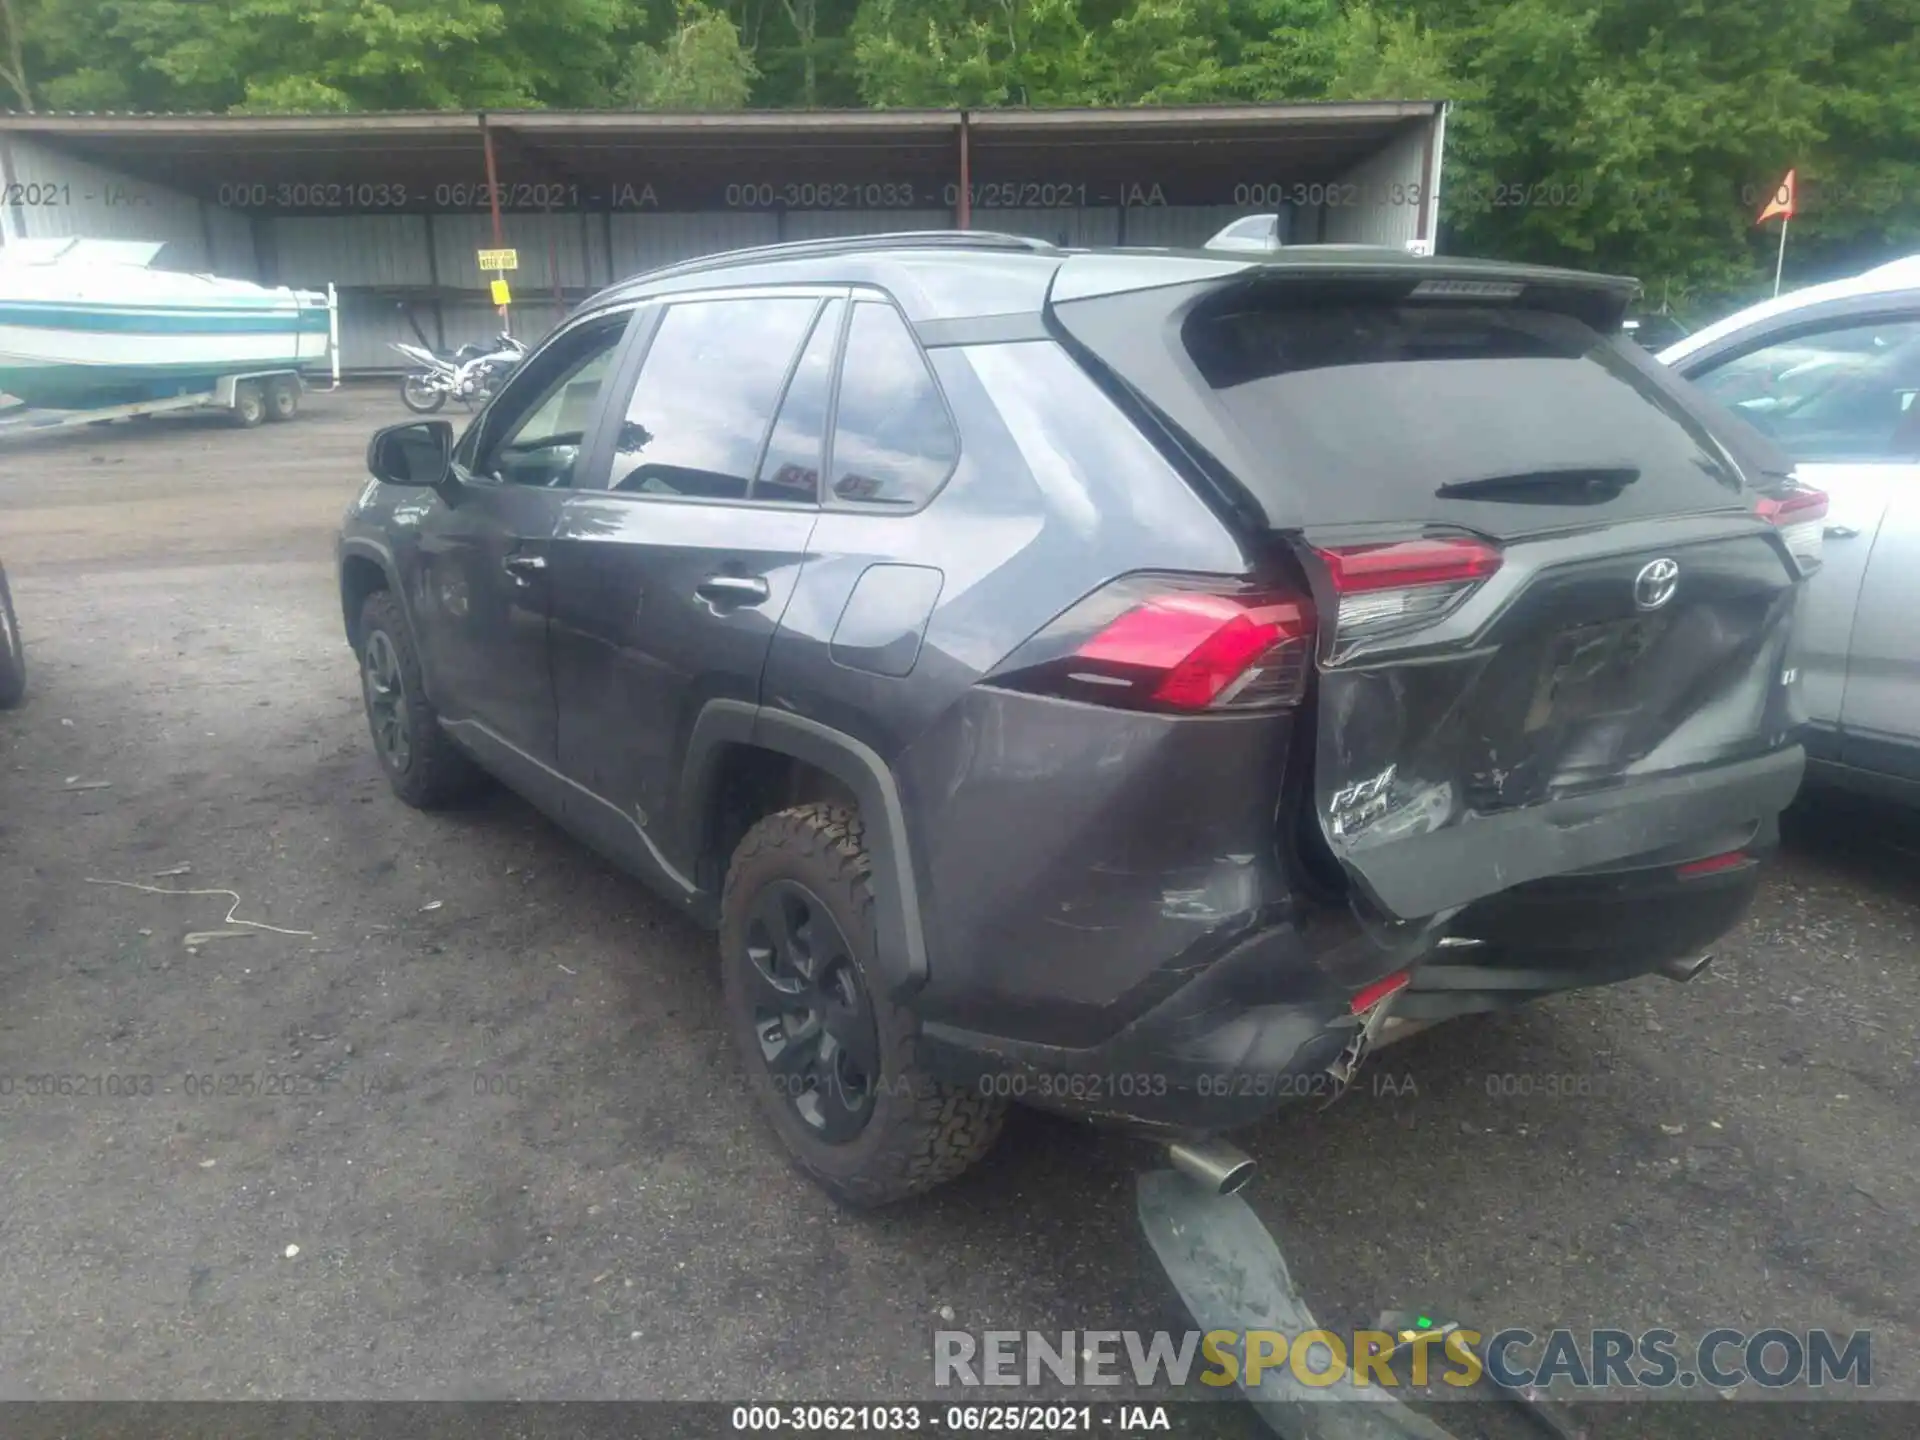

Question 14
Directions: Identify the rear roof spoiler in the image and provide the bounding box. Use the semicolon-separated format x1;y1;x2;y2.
1049;250;1640;332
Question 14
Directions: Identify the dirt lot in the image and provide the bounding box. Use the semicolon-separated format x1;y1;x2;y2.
1;387;1916;1431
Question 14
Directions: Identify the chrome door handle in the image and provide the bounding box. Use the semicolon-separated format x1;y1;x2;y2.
1823;525;1859;539
501;553;548;584
695;573;771;606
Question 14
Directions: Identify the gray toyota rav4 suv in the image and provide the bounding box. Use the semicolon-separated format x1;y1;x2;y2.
339;233;1820;1205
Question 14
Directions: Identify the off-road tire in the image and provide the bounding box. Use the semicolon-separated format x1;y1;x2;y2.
355;589;487;809
721;803;1006;1207
0;564;24;709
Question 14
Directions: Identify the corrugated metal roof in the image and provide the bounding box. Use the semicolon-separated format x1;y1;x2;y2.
0;103;1444;216
0;103;1441;125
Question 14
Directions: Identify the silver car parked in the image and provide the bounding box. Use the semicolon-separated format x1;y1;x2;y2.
1663;256;1920;803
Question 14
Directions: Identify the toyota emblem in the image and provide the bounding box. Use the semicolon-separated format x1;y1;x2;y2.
1634;557;1680;610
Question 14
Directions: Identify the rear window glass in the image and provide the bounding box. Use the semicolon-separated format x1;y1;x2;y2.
1183;300;1749;532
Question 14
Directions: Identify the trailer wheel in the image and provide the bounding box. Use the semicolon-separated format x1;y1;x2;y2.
231;381;267;428
0;562;25;710
266;377;300;422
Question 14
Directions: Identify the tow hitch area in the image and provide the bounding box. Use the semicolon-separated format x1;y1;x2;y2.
1321;972;1409;1107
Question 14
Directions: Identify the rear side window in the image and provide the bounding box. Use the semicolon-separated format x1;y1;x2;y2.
828;301;959;507
610;296;818;500
1687;316;1920;463
1183;297;1750;533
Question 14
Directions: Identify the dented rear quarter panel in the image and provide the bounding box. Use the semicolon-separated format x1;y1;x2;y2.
763;337;1301;1041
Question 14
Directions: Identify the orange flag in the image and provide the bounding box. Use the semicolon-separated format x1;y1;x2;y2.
1757;170;1796;224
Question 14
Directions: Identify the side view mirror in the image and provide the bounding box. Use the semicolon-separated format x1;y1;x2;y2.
367;420;453;487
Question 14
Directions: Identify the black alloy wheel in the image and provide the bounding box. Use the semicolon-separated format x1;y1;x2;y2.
353;590;488;810
361;627;412;774
741;878;882;1144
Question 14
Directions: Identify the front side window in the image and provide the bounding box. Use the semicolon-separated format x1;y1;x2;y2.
827;301;959;508
1689;316;1920;463
610;296;821;500
469;313;628;488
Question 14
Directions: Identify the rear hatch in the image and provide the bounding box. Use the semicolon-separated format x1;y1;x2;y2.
1048;253;1812;922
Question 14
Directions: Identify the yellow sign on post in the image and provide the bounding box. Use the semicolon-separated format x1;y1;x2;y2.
490;278;513;306
477;248;519;272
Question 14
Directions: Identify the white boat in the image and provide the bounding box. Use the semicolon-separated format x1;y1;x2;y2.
0;237;331;410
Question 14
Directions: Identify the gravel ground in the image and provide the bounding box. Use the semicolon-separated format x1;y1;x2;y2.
1;386;1915;1436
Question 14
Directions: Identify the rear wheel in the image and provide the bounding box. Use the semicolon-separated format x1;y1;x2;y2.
266;376;300;421
355;590;487;808
0;563;24;709
230;380;267;428
720;803;1006;1207
400;374;446;414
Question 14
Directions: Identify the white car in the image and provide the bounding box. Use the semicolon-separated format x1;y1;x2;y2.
1661;256;1920;802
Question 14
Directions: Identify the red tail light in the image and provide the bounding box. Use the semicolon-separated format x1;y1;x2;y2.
1755;485;1827;575
986;578;1314;713
1351;969;1411;1014
1314;536;1503;641
1676;850;1751;879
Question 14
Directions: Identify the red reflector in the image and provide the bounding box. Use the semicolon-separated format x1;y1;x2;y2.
1756;487;1828;525
1075;592;1312;711
1316;537;1503;593
1351;970;1411;1015
1676;850;1750;879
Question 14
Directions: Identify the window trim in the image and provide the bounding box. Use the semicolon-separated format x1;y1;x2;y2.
583;283;850;509
1679;298;1920;381
819;289;964;516
747;295;846;508
1680;304;1920;465
454;302;644;489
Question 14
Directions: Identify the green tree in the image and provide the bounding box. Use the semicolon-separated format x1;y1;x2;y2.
0;0;31;109
29;0;633;113
627;0;759;108
1430;0;1855;310
850;0;1097;107
1322;2;1452;100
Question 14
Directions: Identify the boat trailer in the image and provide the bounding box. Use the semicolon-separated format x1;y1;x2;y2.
0;284;341;442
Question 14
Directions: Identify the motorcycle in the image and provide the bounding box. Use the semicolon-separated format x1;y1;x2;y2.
394;333;528;414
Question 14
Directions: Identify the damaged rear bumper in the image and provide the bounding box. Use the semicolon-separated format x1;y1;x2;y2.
917;818;1777;1134
917;909;1445;1133
1393;812;1776;1020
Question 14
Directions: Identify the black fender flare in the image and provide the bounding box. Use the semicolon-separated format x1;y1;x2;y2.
682;700;929;1000
337;536;446;710
337;536;401;642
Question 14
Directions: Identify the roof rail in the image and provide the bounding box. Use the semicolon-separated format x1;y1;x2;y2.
615;230;1059;290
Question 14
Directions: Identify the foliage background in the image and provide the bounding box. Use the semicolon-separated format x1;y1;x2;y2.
1;0;1915;318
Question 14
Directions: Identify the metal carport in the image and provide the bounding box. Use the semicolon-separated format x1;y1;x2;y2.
0;103;1447;370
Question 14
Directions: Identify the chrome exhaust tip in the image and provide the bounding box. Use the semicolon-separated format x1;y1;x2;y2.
1659;953;1714;983
1165;1139;1257;1196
